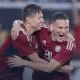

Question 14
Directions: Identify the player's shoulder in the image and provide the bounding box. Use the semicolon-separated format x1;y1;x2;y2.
41;25;50;33
17;31;27;41
19;31;26;37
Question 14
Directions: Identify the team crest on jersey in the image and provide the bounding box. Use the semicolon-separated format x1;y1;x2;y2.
42;40;46;46
55;45;61;52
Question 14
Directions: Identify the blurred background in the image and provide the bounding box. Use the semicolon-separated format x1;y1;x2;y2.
0;0;80;80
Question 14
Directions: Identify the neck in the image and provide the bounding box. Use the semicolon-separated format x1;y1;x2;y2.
23;22;36;35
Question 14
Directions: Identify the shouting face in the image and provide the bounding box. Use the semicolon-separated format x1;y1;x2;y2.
51;19;69;42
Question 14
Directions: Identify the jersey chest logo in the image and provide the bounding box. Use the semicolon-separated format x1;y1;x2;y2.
54;45;61;52
44;50;52;61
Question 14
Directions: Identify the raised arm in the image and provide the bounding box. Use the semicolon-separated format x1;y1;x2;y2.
8;55;73;73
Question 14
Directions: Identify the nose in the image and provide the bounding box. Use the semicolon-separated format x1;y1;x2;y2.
41;18;44;23
62;28;66;34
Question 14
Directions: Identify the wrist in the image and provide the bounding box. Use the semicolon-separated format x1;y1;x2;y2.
21;60;27;66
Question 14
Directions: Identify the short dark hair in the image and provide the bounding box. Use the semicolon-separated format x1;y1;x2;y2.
52;12;69;22
22;4;42;21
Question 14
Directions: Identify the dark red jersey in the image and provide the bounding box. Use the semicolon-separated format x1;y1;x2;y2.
33;27;75;80
0;31;38;80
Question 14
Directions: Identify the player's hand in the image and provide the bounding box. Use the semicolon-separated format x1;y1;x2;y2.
7;55;25;67
41;24;50;29
66;38;74;51
63;65;73;73
66;32;75;41
58;65;73;73
65;32;75;51
11;20;24;40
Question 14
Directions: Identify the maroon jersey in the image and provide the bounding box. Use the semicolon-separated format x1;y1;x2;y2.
0;31;38;80
13;31;37;56
0;34;23;80
33;27;75;80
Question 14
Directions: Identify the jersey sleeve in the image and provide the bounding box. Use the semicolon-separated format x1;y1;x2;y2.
41;27;50;33
53;44;76;65
0;34;13;56
14;32;36;56
39;27;50;41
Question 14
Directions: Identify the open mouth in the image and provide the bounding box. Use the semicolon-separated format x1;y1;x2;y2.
59;34;64;37
57;34;65;42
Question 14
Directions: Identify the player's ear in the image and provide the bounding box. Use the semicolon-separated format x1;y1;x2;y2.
50;24;54;31
26;17;31;24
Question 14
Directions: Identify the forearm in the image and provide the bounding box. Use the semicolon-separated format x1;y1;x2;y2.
27;53;49;64
35;58;49;64
23;59;61;73
8;55;72;73
27;53;72;73
24;57;72;73
23;60;51;72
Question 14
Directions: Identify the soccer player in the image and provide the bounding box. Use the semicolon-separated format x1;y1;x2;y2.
8;12;76;80
0;4;45;80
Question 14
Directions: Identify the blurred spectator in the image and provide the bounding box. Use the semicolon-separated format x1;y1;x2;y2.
71;1;80;80
72;0;80;54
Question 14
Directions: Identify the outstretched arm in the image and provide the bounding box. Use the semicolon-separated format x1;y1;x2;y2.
8;55;73;73
8;40;75;73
